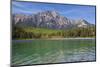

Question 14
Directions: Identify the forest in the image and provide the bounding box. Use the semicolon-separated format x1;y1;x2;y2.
12;26;95;39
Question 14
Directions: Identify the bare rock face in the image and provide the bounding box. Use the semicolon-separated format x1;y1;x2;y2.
12;10;93;29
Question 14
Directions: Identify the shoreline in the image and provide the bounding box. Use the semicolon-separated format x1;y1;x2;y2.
43;37;95;40
12;37;95;41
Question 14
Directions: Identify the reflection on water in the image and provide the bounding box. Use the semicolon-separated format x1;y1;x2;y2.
12;39;96;65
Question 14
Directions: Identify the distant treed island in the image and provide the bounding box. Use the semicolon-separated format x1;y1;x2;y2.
12;10;95;39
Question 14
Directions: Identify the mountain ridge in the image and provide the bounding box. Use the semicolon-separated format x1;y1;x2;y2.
12;10;94;29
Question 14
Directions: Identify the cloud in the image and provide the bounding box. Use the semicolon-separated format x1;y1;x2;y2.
12;1;25;9
12;1;42;14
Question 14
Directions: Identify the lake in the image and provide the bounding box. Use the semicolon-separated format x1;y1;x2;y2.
12;38;96;65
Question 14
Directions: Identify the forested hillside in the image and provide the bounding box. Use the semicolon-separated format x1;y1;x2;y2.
12;26;95;39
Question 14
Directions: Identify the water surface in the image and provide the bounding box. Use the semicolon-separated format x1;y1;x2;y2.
12;38;96;65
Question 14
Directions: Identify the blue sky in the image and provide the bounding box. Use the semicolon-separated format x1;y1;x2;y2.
12;1;96;24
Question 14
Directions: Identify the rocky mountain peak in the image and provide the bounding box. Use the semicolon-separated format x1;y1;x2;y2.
75;19;90;27
12;10;93;29
36;10;59;18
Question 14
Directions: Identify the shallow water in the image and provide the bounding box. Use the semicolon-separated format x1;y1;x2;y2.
12;39;96;65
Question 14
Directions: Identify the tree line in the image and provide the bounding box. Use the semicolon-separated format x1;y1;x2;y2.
12;26;95;39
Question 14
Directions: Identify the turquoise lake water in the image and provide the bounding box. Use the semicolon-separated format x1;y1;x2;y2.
12;39;96;65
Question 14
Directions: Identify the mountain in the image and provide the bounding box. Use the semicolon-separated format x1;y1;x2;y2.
12;10;94;29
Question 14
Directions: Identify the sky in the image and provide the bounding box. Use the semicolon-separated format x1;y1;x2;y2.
12;1;96;24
